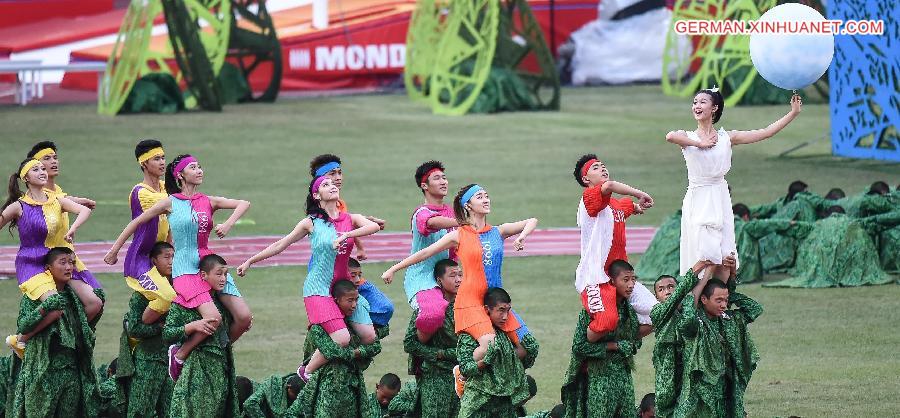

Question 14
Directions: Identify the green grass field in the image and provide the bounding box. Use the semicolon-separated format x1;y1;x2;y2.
1;86;898;416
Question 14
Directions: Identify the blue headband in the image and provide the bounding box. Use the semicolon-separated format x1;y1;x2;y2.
459;185;483;206
314;161;340;177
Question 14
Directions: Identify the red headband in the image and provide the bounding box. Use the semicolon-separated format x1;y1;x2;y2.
420;168;442;185
581;159;598;178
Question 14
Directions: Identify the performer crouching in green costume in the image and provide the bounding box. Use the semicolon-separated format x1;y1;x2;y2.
675;257;761;418
367;373;401;418
242;373;304;418
13;247;101;417
457;287;529;418
403;259;461;418
561;260;642;418
163;254;239;418
116;241;177;417
287;279;383;418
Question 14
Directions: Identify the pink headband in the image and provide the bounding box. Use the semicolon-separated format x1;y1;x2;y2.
173;156;198;175
311;175;328;194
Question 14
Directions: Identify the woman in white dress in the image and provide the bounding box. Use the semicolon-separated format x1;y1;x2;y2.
666;88;802;278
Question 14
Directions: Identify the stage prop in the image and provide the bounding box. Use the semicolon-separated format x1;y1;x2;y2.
98;0;281;115
406;0;560;115
829;0;898;161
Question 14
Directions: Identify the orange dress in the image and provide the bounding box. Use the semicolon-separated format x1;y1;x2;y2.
454;224;520;343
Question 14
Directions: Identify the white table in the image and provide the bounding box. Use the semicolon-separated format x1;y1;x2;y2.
0;60;107;105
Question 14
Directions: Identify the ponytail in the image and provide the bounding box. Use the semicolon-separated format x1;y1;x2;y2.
165;154;190;195
453;184;478;226
2;160;30;232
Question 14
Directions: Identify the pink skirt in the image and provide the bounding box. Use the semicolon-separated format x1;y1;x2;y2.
414;287;449;334
173;273;213;308
304;295;346;333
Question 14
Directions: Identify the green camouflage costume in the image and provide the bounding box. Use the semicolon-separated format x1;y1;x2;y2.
242;373;302;418
286;323;382;418
403;304;459;418
734;218;800;284
457;331;529;418
518;333;540;370
765;214;895;288
3;355;21;417
650;269;700;418
0;355;11;416
675;286;761;417
757;192;834;273
386;380;419;417
13;286;100;418
368;391;389;418
97;365;119;417
163;299;239;418
115;292;173;418
561;298;640;418
858;193;900;273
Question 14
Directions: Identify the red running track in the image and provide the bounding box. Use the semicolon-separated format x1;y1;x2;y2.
0;227;656;276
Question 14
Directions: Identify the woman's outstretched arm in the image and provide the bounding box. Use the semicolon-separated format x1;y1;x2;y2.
730;94;802;145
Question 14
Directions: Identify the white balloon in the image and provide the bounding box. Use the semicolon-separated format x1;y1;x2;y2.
749;3;834;90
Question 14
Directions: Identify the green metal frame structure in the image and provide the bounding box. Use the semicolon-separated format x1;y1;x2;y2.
99;0;282;115
662;0;778;107
404;0;449;102
161;0;231;111
228;0;282;102
418;0;559;115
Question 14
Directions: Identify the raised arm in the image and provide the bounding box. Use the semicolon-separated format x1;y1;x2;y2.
209;196;251;239
602;180;653;208
237;217;312;276
650;261;710;326
103;197;172;265
57;196;91;243
676;295;700;339
426;216;459;231
498;217;538;251
689;265;714;306
333;214;381;249
666;130;716;149
382;230;459;283
730;94;801;145
104;197;172;265
66;195;96;210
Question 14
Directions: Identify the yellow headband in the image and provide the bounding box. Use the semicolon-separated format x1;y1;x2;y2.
32;148;55;161
19;160;42;180
137;147;164;164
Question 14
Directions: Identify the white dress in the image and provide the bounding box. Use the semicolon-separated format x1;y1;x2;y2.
679;127;739;273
